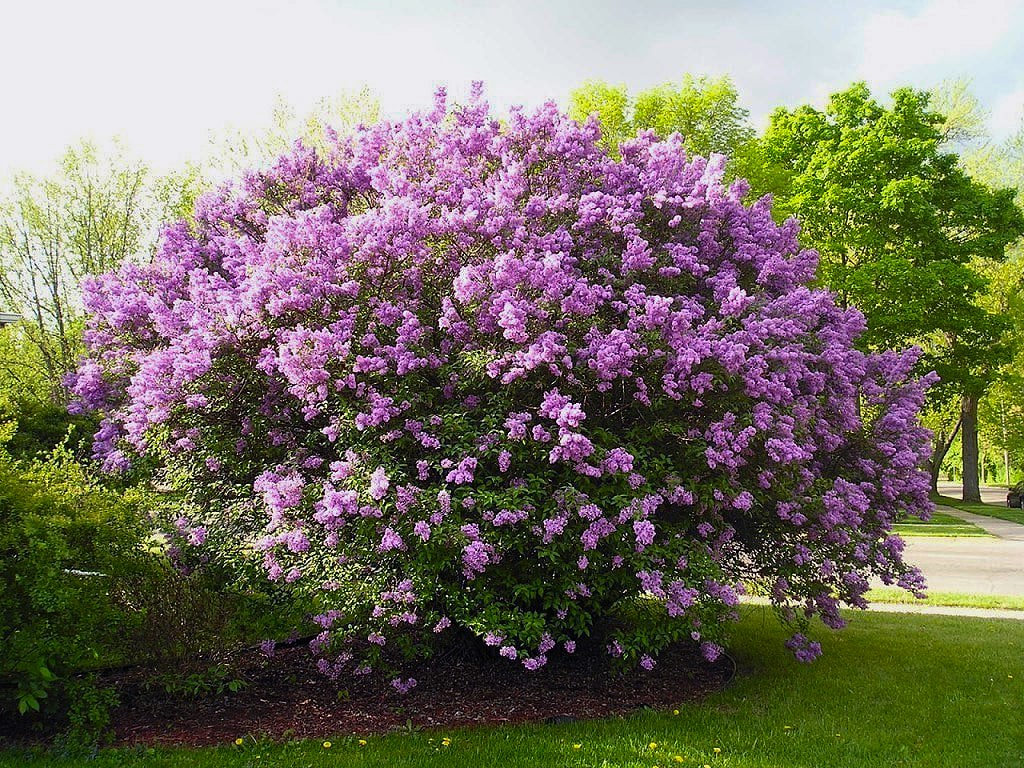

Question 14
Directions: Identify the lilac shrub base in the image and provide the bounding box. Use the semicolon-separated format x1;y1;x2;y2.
70;85;933;675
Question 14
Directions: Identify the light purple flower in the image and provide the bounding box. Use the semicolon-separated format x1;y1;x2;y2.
391;677;417;693
369;466;390;500
379;527;405;552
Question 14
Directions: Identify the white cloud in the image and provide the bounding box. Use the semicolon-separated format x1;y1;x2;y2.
859;0;1015;84
1;1;1023;176
990;85;1024;138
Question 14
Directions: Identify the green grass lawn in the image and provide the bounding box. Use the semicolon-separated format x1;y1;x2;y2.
5;607;1022;768
893;508;990;537
864;587;1024;611
933;494;1024;526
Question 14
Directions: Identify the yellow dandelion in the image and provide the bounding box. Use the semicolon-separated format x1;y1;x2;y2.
674;756;685;763
713;747;722;754
358;739;368;746
442;737;452;747
573;743;582;749
323;741;332;749
649;742;659;749
234;738;244;746
673;709;680;716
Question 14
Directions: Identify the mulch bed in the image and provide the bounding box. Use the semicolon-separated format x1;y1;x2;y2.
1;640;732;748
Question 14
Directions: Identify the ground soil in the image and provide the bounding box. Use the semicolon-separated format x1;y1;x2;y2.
1;639;732;748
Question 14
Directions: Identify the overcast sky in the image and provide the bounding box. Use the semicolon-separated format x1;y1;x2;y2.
1;0;1022;176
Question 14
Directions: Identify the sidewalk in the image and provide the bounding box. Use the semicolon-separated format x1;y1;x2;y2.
853;601;1024;620
742;596;1024;621
749;496;1024;617
934;503;1024;542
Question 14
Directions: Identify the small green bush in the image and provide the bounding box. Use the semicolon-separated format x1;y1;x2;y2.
0;438;154;718
0;396;93;461
0;431;314;744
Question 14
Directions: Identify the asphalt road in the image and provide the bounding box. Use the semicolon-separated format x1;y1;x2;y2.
897;482;1024;597
936;480;1012;507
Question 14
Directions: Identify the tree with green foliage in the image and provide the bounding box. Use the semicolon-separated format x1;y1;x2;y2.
761;83;1024;500
969;125;1024;488
0;140;201;407
204;88;380;176
0;142;148;403
930;77;990;147
567;76;764;183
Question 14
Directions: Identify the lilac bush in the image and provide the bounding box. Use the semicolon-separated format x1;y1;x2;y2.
70;86;933;675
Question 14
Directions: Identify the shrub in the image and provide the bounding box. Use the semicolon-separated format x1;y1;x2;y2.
0;396;93;460
69;86;933;677
0;324;95;461
0;441;152;716
0;440;294;740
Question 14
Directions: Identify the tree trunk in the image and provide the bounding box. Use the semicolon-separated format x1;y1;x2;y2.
928;418;962;494
962;393;981;503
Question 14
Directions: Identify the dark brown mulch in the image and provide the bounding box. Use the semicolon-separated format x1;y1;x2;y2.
1;640;731;748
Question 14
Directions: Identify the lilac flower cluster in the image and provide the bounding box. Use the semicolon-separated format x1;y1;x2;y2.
70;85;933;674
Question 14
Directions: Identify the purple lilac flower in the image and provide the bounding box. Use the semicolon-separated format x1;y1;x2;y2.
391;677;417;694
369;466;390;500
445;456;477;484
633;520;656;549
785;633;824;663
70;85;937;673
498;450;512;472
379;527;405;552
701;642;723;662
413;520;431;541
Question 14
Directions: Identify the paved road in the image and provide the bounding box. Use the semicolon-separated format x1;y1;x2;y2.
895;482;1024;596
902;533;1024;596
936;480;1013;507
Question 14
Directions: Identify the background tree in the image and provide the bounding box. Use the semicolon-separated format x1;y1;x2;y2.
203;88;380;177
930;77;990;147
0;141;152;403
760;83;1024;499
969;123;1024;488
567;76;766;184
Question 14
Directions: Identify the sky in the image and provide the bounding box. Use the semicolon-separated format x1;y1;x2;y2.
1;0;1023;176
